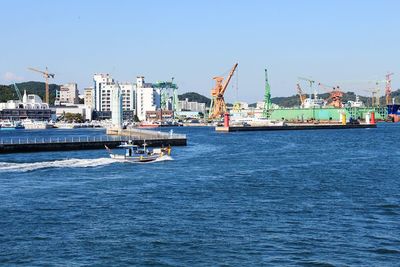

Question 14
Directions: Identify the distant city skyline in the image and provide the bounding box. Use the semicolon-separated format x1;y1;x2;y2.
1;0;399;102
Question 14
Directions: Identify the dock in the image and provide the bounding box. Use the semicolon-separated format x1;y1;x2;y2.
0;129;187;154
215;123;377;132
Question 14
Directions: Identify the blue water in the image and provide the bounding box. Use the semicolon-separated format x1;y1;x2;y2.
1;125;400;266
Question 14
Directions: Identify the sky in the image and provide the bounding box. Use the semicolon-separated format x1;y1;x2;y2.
1;0;400;103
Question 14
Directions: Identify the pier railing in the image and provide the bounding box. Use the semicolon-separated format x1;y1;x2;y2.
0;131;186;145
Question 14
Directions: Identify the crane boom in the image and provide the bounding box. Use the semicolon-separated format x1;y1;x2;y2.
13;83;23;101
220;63;238;95
296;83;306;106
209;63;238;119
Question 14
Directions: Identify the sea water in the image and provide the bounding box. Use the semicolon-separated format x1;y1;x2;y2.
0;125;399;265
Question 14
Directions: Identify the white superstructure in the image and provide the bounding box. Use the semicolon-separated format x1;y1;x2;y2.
0;90;49;110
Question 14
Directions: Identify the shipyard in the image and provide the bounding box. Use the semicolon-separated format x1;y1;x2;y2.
2;1;400;266
0;63;397;135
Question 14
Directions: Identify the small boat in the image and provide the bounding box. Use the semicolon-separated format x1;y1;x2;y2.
22;119;53;130
105;141;171;163
0;120;25;130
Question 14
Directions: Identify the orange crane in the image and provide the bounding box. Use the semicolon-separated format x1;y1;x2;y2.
209;63;238;119
28;67;55;104
318;82;344;108
296;83;306;106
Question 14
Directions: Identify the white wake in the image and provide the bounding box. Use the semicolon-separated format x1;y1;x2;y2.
0;158;117;172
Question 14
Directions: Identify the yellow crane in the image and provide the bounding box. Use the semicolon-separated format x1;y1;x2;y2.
296;83;306;107
28;67;55;104
209;63;238;119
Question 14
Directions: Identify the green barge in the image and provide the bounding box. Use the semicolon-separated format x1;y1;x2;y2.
265;106;387;122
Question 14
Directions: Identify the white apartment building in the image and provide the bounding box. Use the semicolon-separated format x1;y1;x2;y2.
93;74;135;112
93;73;114;111
59;83;79;104
179;98;206;114
135;76;161;121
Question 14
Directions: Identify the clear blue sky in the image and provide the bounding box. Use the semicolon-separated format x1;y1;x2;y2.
1;0;399;102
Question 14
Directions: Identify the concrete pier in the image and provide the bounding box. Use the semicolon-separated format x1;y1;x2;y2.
0;133;187;154
216;123;377;132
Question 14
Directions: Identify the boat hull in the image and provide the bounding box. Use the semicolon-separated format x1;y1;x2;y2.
110;153;165;163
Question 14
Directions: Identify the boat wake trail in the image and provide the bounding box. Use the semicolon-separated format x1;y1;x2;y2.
0;158;117;172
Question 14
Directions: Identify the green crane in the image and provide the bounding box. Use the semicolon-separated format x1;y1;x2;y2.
153;78;179;115
262;69;272;118
13;83;23;101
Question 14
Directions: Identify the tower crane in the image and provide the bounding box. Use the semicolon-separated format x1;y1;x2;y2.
385;72;394;105
27;67;55;104
209;63;238;119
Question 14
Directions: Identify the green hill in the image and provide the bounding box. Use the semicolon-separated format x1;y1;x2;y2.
0;81;59;104
179;92;211;107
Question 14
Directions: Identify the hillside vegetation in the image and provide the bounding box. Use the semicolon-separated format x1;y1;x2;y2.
0;81;59;104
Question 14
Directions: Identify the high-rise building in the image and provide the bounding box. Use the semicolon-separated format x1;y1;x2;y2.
93;74;135;113
93;73;114;111
135;76;161;121
59;83;79;104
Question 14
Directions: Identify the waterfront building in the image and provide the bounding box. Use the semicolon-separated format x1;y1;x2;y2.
93;73;114;111
146;110;174;121
136;76;161;121
0;91;53;121
93;74;136;113
59;83;79;105
55;104;90;120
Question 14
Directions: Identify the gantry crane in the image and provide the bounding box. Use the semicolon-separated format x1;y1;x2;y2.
385;72;394;105
153;78;178;113
209;63;238;119
28;67;55;104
